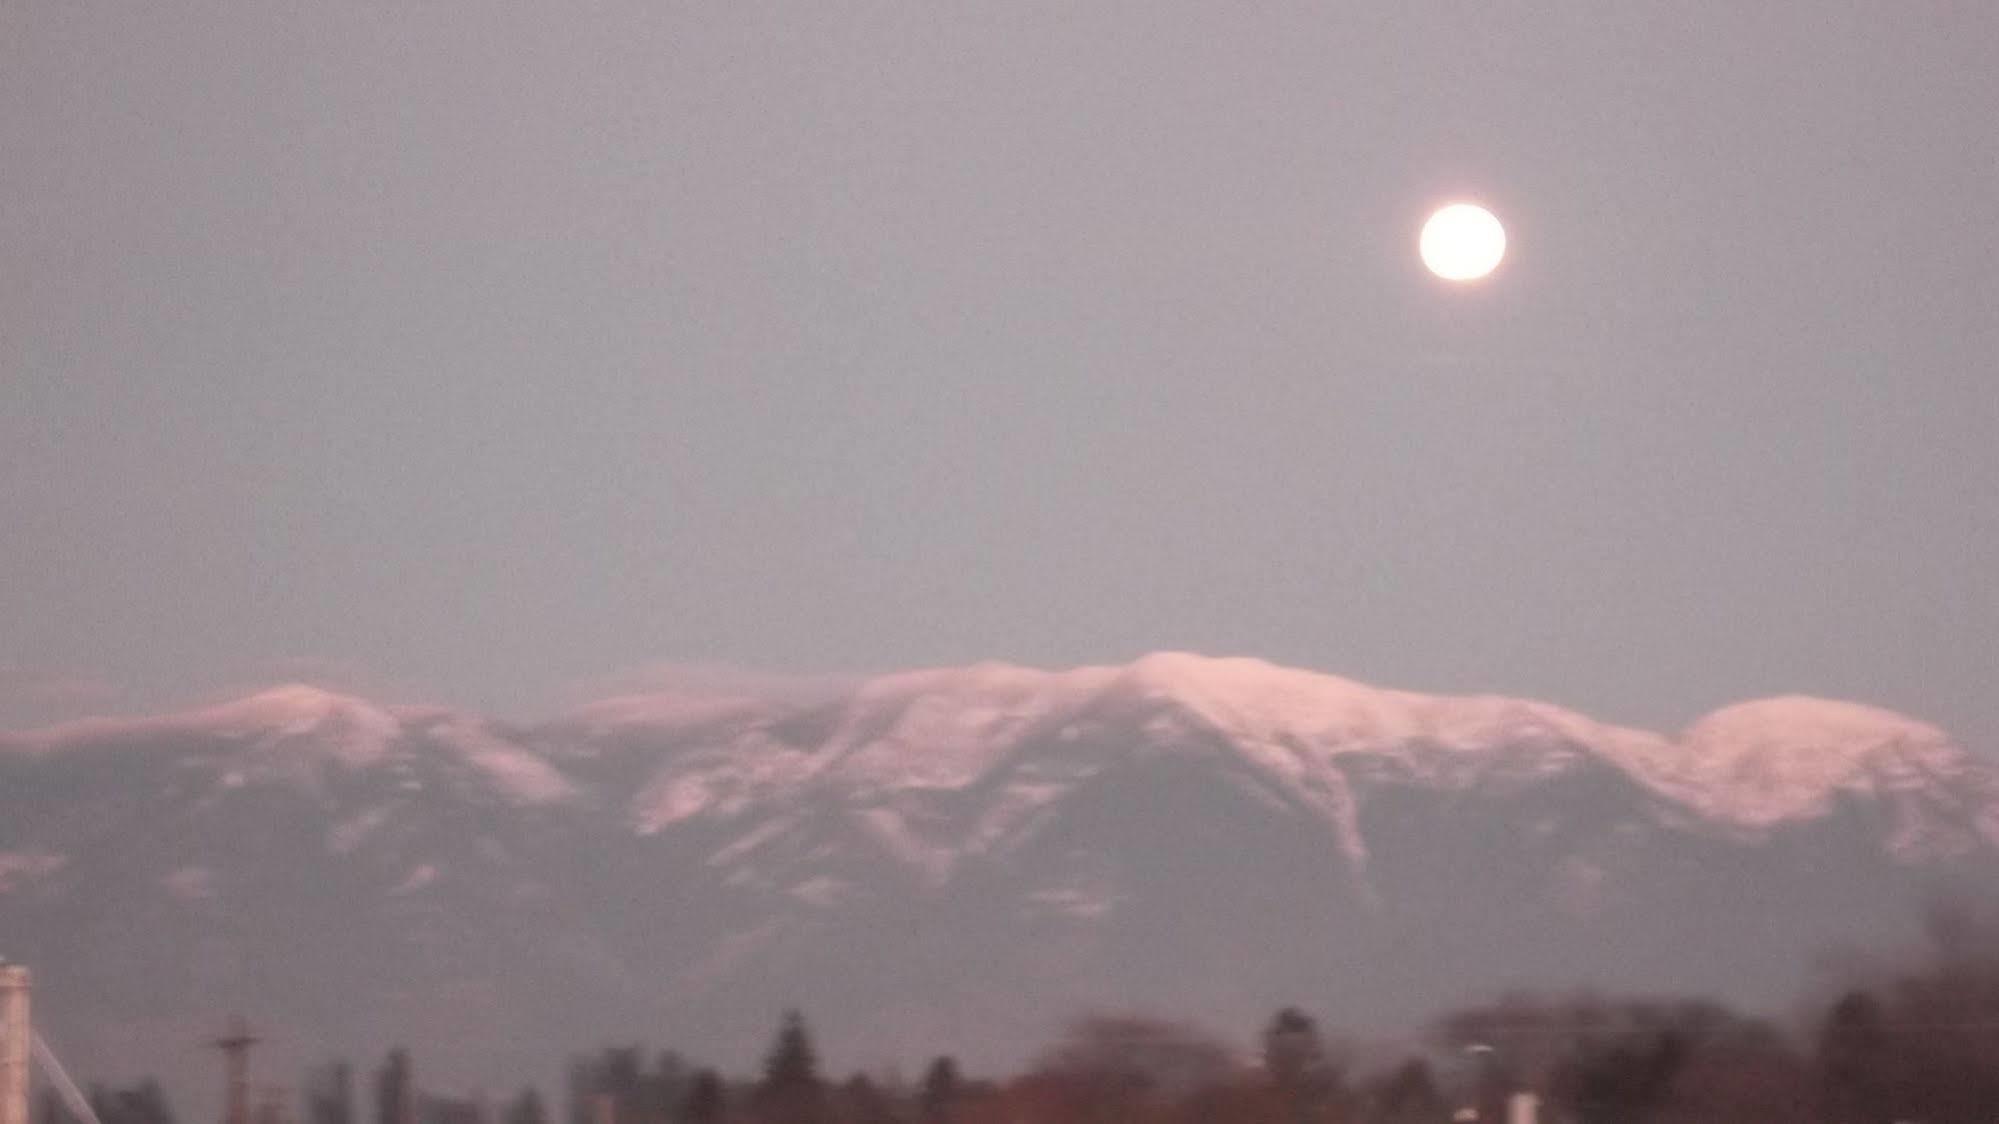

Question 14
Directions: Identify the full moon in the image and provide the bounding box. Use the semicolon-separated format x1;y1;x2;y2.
1419;203;1506;281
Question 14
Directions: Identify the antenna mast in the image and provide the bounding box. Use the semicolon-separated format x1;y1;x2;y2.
209;1016;262;1124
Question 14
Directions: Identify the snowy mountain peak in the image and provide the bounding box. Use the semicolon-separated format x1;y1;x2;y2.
1657;695;1971;827
8;658;1984;838
4;682;400;761
195;684;402;759
595;654;1990;858
2;686;582;806
1684;695;1952;753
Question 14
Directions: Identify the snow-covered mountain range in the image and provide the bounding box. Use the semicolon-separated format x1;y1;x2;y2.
4;654;1995;1099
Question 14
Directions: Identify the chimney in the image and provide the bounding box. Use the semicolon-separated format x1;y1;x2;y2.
1;966;29;1124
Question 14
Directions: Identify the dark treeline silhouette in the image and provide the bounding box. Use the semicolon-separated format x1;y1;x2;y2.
44;905;1999;1124
1809;903;1999;1124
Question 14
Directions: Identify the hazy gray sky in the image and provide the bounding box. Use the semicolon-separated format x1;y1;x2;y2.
3;2;1994;744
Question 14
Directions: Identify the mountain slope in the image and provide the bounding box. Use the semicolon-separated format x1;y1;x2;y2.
3;655;1995;1103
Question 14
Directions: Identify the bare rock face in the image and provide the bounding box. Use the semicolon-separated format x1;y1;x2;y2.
4;655;1995;1103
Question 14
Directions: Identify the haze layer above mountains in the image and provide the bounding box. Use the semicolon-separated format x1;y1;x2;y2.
4;653;1994;1102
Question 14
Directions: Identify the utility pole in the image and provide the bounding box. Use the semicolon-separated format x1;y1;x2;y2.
0;965;28;1124
209;1017;261;1124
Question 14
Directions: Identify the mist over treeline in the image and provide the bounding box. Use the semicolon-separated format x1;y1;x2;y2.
41;904;1999;1124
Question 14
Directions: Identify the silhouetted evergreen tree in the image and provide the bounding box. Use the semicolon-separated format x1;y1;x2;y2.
599;1047;644;1124
756;1010;827;1123
1815;991;1894;1124
918;1056;960;1124
678;1071;724;1124
374;1049;415;1124
1261;1007;1338;1122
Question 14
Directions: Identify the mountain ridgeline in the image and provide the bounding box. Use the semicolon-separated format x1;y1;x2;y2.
3;654;1994;1098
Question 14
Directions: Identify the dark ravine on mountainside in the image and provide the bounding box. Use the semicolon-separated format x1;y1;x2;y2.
3;653;1995;1104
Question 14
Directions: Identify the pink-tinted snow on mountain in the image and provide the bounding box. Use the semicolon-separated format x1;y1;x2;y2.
3;653;1995;1106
